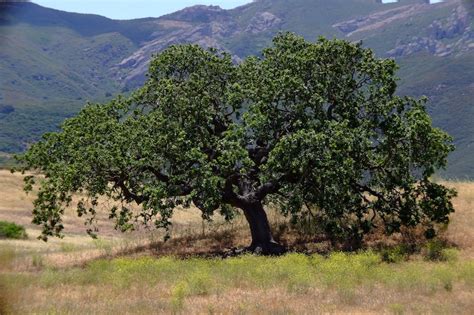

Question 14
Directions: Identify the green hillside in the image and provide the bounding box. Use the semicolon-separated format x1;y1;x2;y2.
0;0;473;178
0;2;163;153
0;25;134;152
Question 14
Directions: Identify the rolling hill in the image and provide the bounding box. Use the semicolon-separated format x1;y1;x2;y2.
0;0;473;178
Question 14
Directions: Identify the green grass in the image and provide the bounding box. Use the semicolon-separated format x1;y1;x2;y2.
3;251;471;313
0;221;27;239
30;251;472;293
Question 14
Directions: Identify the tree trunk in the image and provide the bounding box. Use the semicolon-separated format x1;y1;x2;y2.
241;202;286;255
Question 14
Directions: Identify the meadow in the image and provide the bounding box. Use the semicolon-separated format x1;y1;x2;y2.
1;169;473;314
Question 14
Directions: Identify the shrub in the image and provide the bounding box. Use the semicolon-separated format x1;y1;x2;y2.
0;221;27;239
380;245;410;263
423;239;452;261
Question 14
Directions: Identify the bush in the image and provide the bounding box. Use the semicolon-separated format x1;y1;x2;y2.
0;221;27;239
380;245;410;263
423;239;456;262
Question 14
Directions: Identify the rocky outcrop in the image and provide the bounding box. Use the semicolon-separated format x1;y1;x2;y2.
114;25;229;86
333;4;435;37
388;5;474;57
333;5;420;37
428;5;470;39
113;6;281;87
245;12;282;34
334;1;473;58
113;5;239;86
163;5;229;23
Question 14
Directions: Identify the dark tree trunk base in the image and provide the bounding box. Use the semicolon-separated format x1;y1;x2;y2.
227;242;286;257
247;241;287;256
240;202;287;256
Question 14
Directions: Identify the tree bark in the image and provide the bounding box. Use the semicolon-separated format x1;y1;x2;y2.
241;202;286;255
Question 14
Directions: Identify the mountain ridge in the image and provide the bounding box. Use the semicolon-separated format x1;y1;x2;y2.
0;0;473;178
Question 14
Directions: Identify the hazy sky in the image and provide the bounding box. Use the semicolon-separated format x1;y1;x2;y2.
33;0;252;20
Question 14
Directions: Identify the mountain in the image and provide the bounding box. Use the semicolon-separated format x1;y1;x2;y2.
0;0;473;178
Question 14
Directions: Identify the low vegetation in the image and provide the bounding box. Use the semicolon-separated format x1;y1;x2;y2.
0;171;473;313
1;251;473;314
0;221;27;239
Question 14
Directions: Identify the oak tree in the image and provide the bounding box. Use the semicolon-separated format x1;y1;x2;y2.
18;33;455;254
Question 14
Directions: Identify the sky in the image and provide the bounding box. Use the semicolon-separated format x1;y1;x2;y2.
33;0;253;20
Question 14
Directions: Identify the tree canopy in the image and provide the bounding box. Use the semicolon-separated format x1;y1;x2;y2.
18;33;456;254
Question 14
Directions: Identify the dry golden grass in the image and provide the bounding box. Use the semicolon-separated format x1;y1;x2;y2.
441;181;474;256
1;171;474;314
6;284;473;314
0;170;245;269
3;252;474;314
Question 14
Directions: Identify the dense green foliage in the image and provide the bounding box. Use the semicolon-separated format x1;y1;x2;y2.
0;221;27;239
18;33;455;250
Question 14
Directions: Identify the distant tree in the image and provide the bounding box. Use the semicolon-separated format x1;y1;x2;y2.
18;33;455;254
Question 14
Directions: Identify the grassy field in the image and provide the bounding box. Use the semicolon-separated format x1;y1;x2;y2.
0;170;473;314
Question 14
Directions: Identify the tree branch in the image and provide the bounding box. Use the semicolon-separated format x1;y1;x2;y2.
115;179;145;205
254;179;280;200
141;166;170;183
353;182;386;202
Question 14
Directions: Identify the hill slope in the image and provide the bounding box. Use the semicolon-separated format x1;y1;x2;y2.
0;0;473;178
